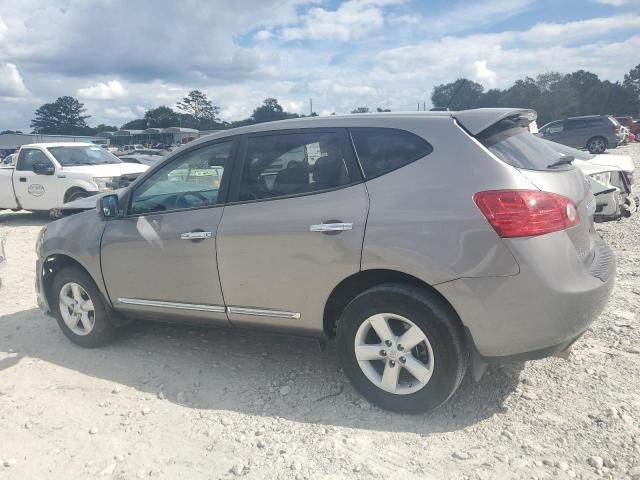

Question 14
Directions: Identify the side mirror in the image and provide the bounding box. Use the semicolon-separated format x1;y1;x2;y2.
33;163;55;175
98;194;120;219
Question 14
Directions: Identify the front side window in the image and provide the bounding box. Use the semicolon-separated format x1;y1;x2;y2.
350;128;433;179
238;131;353;201
546;122;564;134
17;149;52;171
130;141;231;215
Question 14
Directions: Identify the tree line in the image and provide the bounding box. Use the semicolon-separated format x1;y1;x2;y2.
431;64;640;125
11;63;639;137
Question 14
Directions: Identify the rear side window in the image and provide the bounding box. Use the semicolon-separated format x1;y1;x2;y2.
478;119;570;171
350;128;433;179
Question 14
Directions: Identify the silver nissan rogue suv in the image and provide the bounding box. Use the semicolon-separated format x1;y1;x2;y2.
35;108;615;413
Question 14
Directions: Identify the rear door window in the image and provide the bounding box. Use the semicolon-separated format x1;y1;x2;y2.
478;119;571;171
350;128;433;179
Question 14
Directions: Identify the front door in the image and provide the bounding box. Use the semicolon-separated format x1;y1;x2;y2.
217;128;368;335
13;148;60;210
101;139;236;325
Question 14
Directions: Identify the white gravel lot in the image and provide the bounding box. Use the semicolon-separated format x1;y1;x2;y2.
1;144;639;480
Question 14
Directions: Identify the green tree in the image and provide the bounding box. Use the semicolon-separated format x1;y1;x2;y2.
351;107;369;114
252;98;288;123
176;90;220;129
120;119;147;130
92;124;118;134
30;96;90;134
1;130;23;134
431;79;484;110
144;106;179;128
623;63;640;98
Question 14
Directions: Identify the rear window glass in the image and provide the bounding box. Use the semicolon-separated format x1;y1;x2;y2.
350;128;433;179
478;119;572;171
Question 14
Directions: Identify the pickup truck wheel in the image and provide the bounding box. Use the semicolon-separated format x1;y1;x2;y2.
336;284;467;414
65;189;90;203
51;266;118;348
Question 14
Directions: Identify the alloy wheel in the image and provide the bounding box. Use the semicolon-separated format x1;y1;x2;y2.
354;313;434;395
59;282;96;336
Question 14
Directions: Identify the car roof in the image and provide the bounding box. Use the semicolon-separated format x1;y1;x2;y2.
186;108;536;148
21;142;97;148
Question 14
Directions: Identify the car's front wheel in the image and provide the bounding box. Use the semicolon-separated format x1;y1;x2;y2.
337;284;467;414
51;266;118;348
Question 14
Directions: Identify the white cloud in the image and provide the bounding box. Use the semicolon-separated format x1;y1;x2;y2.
0;63;30;97
592;0;640;5
521;15;640;42
77;80;128;100
103;107;136;120
281;0;390;41
472;60;497;87
254;30;273;41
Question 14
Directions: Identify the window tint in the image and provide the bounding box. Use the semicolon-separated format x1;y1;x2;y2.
546;122;564;134
130;141;231;215
238;131;352;201
478;119;570;171
566;119;585;130
48;146;121;165
17;149;52;171
350;128;433;178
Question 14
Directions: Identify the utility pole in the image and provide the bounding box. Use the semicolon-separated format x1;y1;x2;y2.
417;103;420;111
309;98;313;116
423;101;426;111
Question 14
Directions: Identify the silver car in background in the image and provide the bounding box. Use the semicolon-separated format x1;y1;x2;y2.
35;109;615;413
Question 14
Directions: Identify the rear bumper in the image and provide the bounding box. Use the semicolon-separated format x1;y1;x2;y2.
436;232;615;358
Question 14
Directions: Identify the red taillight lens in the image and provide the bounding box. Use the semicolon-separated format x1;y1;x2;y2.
473;190;580;238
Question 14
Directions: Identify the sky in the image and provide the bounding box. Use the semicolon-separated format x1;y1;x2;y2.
0;0;639;131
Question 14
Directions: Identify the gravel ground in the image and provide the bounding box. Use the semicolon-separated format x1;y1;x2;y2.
1;144;639;480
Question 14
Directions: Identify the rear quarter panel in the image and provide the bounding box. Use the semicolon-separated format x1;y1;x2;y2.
361;118;532;284
0;168;18;209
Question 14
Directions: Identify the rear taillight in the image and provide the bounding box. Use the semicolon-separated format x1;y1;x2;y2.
473;190;580;238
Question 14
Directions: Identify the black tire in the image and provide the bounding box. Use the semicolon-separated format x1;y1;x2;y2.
51;266;118;348
65;189;90;203
336;283;468;414
587;136;607;154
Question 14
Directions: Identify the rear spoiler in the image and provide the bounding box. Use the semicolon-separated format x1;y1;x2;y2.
452;108;537;135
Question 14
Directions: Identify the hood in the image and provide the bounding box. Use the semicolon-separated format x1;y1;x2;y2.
61;162;148;177
53;188;128;218
573;159;617;176
588;154;635;173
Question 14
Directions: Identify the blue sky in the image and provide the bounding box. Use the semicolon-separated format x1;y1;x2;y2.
0;0;639;131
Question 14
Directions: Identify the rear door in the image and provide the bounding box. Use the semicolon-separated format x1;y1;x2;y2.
216;128;368;335
101;139;236;325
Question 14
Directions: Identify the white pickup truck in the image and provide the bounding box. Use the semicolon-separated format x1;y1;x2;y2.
0;143;149;212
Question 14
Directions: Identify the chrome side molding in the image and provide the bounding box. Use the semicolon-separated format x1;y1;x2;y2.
227;306;301;319
117;298;301;320
118;298;226;313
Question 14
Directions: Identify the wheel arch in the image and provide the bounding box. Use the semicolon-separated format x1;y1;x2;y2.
63;186;89;203
323;269;464;338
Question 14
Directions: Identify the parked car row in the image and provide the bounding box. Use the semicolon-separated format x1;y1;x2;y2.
34;108;616;413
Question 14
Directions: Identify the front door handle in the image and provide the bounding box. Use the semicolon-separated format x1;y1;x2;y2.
310;222;353;233
19;177;26;182
180;231;212;240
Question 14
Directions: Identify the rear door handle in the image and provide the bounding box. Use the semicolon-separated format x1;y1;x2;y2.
180;231;212;240
310;222;353;232
19;177;26;182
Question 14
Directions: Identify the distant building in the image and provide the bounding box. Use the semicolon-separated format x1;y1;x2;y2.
0;132;100;151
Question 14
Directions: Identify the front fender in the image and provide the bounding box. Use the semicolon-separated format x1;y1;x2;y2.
41;210;109;302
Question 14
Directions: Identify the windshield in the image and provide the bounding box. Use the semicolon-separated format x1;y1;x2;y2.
477;119;573;171
48;146;122;166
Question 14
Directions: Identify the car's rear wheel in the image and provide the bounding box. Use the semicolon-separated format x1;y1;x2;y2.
51;266;118;348
587;136;607;154
336;284;467;414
